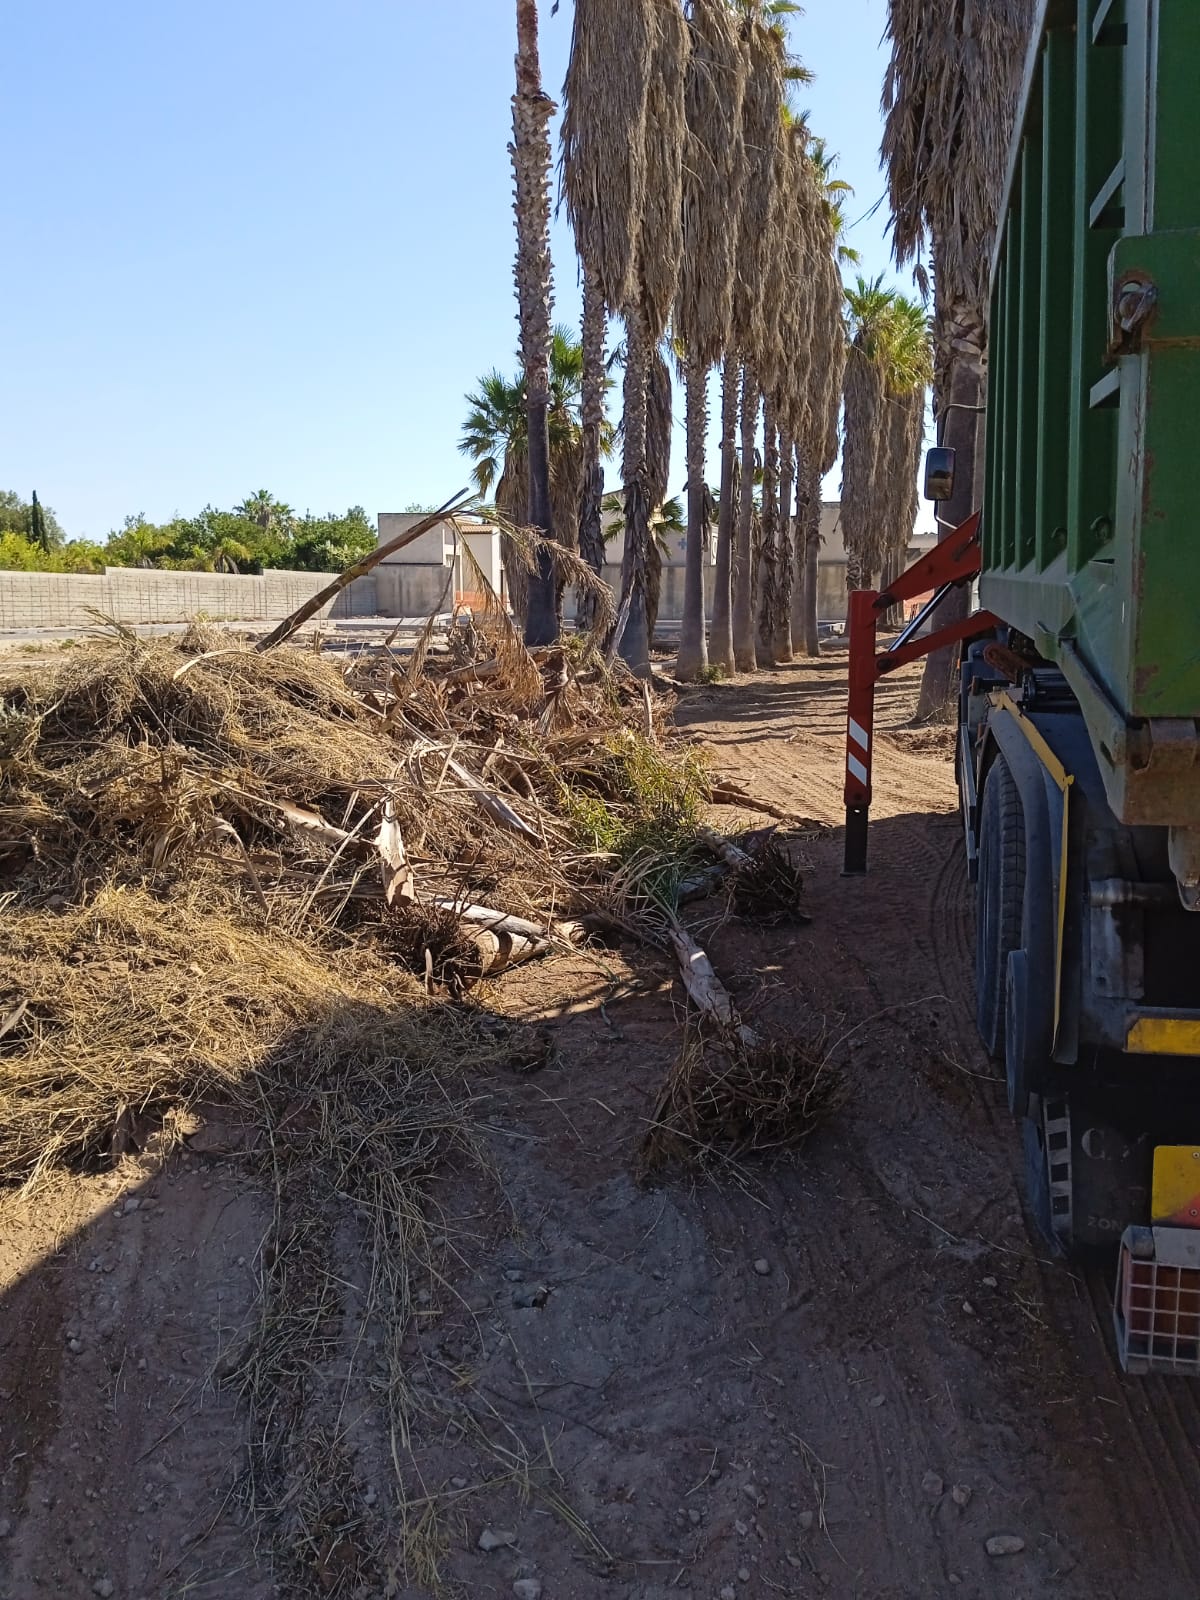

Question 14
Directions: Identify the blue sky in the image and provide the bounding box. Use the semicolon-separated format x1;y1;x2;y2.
3;0;913;541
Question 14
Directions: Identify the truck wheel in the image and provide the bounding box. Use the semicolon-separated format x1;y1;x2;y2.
975;755;1026;1059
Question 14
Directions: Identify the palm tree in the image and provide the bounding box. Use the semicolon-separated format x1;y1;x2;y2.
880;0;1035;715
561;0;654;626
841;275;898;591
513;0;559;646
234;491;294;535
459;328;590;621
672;0;748;681
794;137;850;656
841;280;931;596
617;0;689;675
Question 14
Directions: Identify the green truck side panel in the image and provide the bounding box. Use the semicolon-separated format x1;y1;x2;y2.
978;0;1200;824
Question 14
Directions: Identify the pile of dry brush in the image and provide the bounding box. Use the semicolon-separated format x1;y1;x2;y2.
0;608;810;1186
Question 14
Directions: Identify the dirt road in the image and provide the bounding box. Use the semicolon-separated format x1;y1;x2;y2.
4;655;1200;1599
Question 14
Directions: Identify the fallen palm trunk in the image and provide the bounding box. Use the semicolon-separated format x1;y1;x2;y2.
696;824;754;874
707;781;802;822
667;918;759;1047
256;490;475;652
430;898;585;946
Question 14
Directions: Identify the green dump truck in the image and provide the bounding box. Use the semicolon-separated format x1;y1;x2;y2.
844;0;1200;1372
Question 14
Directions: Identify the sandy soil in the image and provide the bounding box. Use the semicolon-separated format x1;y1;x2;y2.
4;654;1200;1600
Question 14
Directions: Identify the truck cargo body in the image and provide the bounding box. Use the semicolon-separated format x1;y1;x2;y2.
960;0;1200;1289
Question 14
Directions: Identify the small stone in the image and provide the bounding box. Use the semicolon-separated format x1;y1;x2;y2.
720;1587;737;1600
363;1486;377;1507
962;1300;975;1315
123;1199;140;1214
982;1276;998;1288
753;1259;771;1277
68;1339;84;1355
738;1567;751;1582
742;1484;765;1507
949;1574;962;1586
688;1508;702;1525
921;1471;944;1499
478;1527;517;1552
93;1582;115;1599
868;1394;885;1408
450;1476;468;1490
504;1269;524;1283
798;1512;814;1532
512;1582;542;1600
0;1518;11;1538
512;1285;549;1310
786;1554;802;1569
986;1535;1025;1557
734;1519;748;1537
137;1358;147;1372
951;1484;972;1509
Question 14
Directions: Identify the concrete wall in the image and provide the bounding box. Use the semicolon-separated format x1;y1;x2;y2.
0;568;377;633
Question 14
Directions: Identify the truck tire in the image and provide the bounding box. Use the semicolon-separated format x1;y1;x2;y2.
975;755;1026;1059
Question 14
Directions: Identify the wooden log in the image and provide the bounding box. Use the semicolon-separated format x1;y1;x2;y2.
667;919;759;1046
430;898;585;946
696;824;755;874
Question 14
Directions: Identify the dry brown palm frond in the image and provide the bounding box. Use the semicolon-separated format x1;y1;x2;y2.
635;0;690;342
561;0;655;312
489;509;616;643
731;18;785;364
675;0;748;367
841;344;887;583
881;0;1037;387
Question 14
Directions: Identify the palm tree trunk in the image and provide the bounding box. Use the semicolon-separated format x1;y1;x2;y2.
576;264;607;631
732;363;759;673
773;429;795;663
796;448;821;657
756;400;778;663
709;354;739;674
676;349;710;680
618;306;653;675
914;302;984;720
513;0;559;647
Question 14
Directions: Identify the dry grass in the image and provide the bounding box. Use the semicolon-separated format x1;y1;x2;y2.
0;606;827;1592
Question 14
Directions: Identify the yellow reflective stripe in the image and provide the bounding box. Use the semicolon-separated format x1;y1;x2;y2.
1151;1146;1200;1225
991;691;1072;794
1128;1017;1200;1057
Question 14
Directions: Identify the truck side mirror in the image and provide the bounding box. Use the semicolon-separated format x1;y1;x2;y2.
924;447;957;503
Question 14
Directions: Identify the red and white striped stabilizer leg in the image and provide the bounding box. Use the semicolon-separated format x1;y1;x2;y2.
844;588;880;875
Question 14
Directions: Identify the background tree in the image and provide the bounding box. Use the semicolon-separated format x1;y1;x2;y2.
459;329;590;620
512;0;560;645
841;281;931;601
0;490;65;549
234;491;295;537
881;0;1036;716
841;275;899;591
561;0;654;628
672;0;748;681
728;11;786;674
617;0;689;675
794;141;852;656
